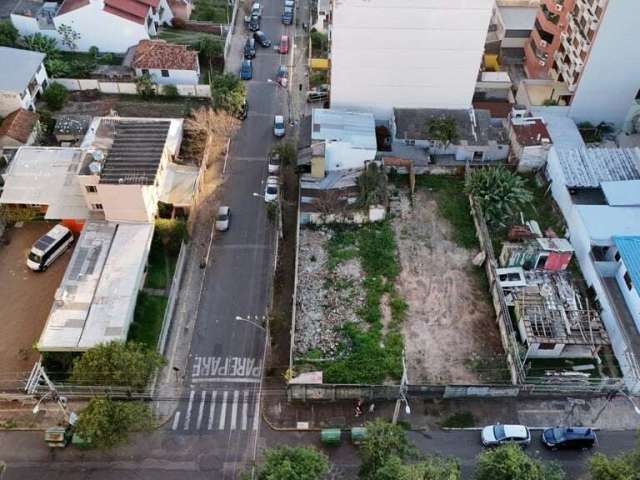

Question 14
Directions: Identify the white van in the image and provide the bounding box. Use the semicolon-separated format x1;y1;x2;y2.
27;224;74;271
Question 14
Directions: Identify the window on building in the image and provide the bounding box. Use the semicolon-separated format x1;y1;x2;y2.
615;251;621;262
85;185;97;193
161;69;170;77
624;272;633;291
538;343;556;350
141;68;149;75
92;203;104;210
534;19;554;44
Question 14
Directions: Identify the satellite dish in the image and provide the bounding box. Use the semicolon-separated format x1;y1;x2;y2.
88;161;101;174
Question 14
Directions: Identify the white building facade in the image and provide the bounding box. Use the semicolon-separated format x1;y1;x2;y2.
0;47;48;116
329;0;494;119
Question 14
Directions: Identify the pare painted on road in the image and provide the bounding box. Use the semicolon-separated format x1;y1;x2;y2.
192;356;262;381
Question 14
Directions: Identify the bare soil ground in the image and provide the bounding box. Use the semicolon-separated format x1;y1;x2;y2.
394;190;503;384
0;223;72;381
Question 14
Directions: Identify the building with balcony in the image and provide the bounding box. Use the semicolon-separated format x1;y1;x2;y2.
10;0;175;53
0;47;48;117
546;144;640;392
524;0;640;126
328;0;494;119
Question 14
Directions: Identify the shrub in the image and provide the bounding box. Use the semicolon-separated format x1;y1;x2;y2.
0;20;18;47
43;82;69;110
21;33;59;58
135;73;156;98
88;45;99;57
162;84;179;98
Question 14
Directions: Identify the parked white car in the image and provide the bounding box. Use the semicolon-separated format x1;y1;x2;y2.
268;151;281;174
273;115;285;137
215;206;230;231
481;424;531;447
264;176;279;202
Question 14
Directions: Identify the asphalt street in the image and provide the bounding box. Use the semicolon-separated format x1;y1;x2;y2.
166;0;294;477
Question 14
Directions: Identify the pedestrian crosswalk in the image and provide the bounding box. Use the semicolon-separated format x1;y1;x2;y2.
171;388;261;433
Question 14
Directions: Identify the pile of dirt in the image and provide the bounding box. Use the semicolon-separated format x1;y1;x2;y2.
294;229;365;358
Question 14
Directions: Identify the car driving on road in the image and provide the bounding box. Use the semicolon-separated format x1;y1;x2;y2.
541;427;596;450
254;30;271;47
273;115;285;137
278;35;289;54
481;424;531;447
240;59;253;80
215;206;231;231
264;177;279;202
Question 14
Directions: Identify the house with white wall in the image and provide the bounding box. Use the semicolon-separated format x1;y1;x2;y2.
11;0;174;53
545;145;640;392
392;108;509;163
0;47;48;117
129;39;199;85
328;0;494;119
508;111;552;172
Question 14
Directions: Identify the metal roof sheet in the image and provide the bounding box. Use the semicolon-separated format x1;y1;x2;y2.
311;109;376;150
613;236;640;293
557;148;640;188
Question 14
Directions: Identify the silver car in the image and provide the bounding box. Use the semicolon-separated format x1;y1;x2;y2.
481;424;531;447
273;115;285;137
215;206;230;231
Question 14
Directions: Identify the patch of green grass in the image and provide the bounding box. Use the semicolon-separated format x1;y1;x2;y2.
145;243;169;289
439;412;476;429
192;0;231;22
415;175;478;249
326;229;358;270
157;28;214;47
128;292;168;349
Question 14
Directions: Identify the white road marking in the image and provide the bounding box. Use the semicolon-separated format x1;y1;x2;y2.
191;377;261;384
208;390;217;430
218;391;228;430
171;411;181;431
242;390;249;431
196;390;207;430
253;390;261;431
230;390;240;431
183;390;195;430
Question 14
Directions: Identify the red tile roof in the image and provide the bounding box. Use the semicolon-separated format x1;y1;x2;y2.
57;0;90;15
104;5;145;23
473;100;513;119
132;40;199;70
136;0;160;8
0;109;38;144
511;118;552;147
104;0;150;23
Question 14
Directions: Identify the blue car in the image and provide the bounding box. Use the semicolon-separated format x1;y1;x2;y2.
282;6;293;24
240;59;253;80
541;427;596;450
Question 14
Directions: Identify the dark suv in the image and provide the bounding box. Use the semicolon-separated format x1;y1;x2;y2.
253;30;271;47
244;37;256;59
541;427;596;450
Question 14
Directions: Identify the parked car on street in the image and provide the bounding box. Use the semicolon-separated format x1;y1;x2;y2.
278;35;289;54
215;206;231;231
264;176;279;202
240;59;253;80
244;37;256;59
268;151;281;174
250;1;261;17
273;115;285;137
246;14;260;31
254;30;271;47
481;424;531;447
541;427;596;450
284;0;294;7
282;6;293;24
276;65;288;87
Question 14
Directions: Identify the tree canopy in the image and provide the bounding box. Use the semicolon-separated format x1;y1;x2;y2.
475;444;564;480
69;341;164;389
210;73;246;116
255;446;329;480
74;397;153;449
359;419;415;479
373;455;460;480
0;20;18;47
589;436;640;480
426;117;459;149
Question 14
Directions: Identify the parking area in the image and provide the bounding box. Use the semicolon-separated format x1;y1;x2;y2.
0;222;71;377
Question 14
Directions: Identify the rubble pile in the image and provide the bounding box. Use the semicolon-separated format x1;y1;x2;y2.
294;229;365;358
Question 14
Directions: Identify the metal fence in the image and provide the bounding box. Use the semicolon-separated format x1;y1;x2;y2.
156;241;188;354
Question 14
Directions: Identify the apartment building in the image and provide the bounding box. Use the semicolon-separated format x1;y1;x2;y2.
524;0;640;126
0;47;48;116
329;0;494;119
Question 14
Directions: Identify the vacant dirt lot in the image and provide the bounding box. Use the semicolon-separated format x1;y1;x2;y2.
394;190;503;384
0;223;71;378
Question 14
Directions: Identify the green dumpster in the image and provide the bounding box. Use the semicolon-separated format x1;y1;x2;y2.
72;433;92;449
320;428;341;446
350;427;367;445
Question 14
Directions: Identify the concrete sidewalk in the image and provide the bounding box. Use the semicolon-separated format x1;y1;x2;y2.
263;385;640;432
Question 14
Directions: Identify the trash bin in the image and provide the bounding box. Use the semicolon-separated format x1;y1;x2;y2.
320;428;341;446
350;427;367;445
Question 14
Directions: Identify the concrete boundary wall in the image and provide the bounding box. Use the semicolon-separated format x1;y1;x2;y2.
51;79;211;98
157;241;188;355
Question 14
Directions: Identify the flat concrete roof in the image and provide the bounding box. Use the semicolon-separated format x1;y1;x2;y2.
577;205;640;245
602;180;640;207
0;47;45;92
38;221;154;352
498;6;537;31
311;109;377;150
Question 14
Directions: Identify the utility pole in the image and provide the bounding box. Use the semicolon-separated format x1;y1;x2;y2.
392;350;410;425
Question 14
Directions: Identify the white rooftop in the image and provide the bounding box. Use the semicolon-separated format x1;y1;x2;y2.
0;147;91;220
498;6;537;31
38;221;154;352
0;46;45;92
601;180;640;207
311;109;377;150
576;205;640;246
540;115;585;150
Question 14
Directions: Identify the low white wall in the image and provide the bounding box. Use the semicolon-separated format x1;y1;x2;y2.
52;78;212;97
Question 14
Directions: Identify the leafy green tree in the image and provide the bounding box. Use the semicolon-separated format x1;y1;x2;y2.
475;444;564;480
42;82;69;110
162;84;179;98
69;341;164;389
426;116;459;150
21;33;59;58
359;419;415;479
589;444;640;480
0;20;19;47
374;455;460;480
135;73;156;98
465;166;533;227
210;72;246;115
255;446;329;480
57;23;81;50
271;143;297;166
198;35;223;73
356;162;387;208
74;397;153;449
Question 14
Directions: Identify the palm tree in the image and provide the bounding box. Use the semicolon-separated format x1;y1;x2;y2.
465;167;533;227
